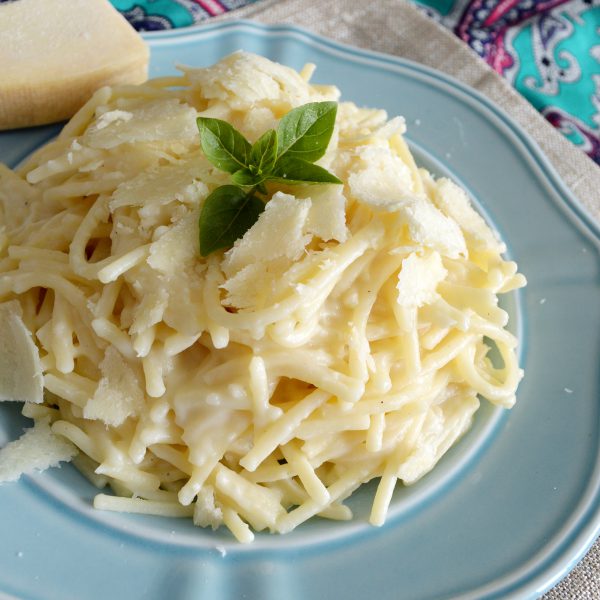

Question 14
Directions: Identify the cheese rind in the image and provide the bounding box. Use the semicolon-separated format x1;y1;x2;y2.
0;0;149;130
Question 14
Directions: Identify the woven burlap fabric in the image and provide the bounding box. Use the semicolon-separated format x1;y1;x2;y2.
212;1;600;597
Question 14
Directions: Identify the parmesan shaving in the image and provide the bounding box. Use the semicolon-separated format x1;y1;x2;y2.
0;419;77;483
0;301;44;404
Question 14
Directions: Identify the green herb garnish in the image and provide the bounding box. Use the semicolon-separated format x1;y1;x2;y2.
197;101;341;257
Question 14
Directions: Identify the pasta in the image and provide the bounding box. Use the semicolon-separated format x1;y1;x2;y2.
0;52;525;542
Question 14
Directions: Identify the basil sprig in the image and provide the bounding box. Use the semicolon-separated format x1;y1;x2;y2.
197;101;341;257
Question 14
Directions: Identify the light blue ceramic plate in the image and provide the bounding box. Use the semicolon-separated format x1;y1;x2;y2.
1;21;599;600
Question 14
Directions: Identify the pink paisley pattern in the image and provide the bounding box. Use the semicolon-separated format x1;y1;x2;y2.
455;0;570;72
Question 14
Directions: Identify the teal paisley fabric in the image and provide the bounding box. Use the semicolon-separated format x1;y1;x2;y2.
414;0;600;163
109;0;600;165
109;0;258;29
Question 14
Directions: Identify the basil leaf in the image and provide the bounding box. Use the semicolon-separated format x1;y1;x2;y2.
197;117;251;174
195;103;343;257
271;156;342;185
199;185;264;256
231;168;263;187
276;101;337;163
249;129;278;177
256;181;268;195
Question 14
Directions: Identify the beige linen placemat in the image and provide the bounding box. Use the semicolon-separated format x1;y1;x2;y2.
212;1;600;597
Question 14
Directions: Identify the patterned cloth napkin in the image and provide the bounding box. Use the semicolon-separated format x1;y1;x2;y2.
418;0;600;166
112;0;599;597
108;0;258;28
110;0;600;167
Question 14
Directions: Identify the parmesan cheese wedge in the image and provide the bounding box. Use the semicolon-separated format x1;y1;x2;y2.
0;0;149;130
0;301;43;404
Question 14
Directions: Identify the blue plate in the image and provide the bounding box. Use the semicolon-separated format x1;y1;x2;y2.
1;21;599;600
